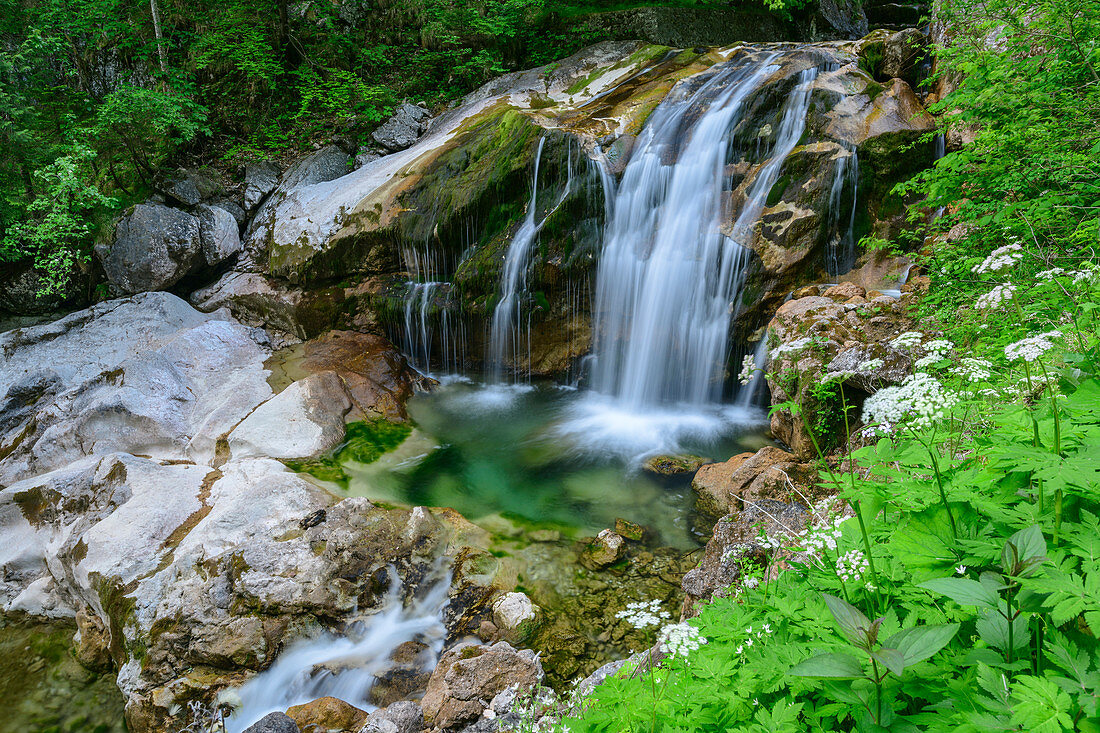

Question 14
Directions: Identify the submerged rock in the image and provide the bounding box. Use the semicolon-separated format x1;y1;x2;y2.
642;454;709;476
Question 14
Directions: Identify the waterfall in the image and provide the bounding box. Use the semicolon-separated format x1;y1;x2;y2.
826;146;860;275
488;137;546;382
399;243;466;376
225;569;450;732
588;59;819;410
735;333;770;408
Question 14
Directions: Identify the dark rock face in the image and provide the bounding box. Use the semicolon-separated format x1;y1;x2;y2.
243;712;300;733
280;145;352;188
371;102;431;152
244;161;280;210
97;204;202;293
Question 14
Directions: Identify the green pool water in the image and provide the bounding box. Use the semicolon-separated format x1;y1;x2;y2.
337;379;771;548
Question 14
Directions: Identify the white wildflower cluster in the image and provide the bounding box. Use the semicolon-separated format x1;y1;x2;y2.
735;623;774;655
889;331;924;349
953;357;993;383
1004;331;1062;363
1072;265;1100;284
835;549;869;583
799;514;845;555
615;600;670;629
858;358;884;372
975;283;1017;311
972;242;1024;274
771;337;813;357
862;372;960;433
1036;267;1066;280
913;340;953;370
738;354;757;385
659;622;708;658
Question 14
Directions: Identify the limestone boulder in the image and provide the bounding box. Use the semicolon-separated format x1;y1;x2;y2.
360;701;423;733
691;446;817;524
421;641;543;731
244;162;280;210
227;371;352;461
189;271;345;343
164;168;224;207
197;204;242;266
880;28;928;87
280;146;352;189
491;591;541;644
244;712;301;733
0;292;272;483
97;204;202;293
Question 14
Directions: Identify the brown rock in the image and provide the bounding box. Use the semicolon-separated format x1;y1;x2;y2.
793;285;820;299
823;282;866;301
902;275;930;296
75;606;114;672
286;697;368;733
691;446;816;525
880;28;928;86
421;641;543;730
286;330;432;421
581;529;625;569
682;500;809;612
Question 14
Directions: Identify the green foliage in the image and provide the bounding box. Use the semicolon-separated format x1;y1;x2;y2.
0;145;116;296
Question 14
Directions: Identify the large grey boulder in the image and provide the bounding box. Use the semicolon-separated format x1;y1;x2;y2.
227;371;351;461
361;701;423;733
164;168;224;207
280;145;352;188
880;28;927;87
371;103;431;152
97;204;202;293
244;161;280;210
197;204;242;266
0;292;272;483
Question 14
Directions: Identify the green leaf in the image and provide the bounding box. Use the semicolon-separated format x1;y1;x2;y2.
883;624;960;666
1002;524;1048;577
788;652;865;679
918;577;1001;609
871;647;907;677
822;593;872;648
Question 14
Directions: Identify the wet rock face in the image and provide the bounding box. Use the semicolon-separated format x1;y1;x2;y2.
97;204;202;293
421;641;543;731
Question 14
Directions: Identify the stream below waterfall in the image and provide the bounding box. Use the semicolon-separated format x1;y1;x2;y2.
336;377;770;549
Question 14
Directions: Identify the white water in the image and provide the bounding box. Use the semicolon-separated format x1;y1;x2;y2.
225;569;450;732
587;60;818;410
826;146;860;275
489;137;547;382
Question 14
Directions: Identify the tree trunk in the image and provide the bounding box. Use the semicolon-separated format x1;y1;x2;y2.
149;0;168;76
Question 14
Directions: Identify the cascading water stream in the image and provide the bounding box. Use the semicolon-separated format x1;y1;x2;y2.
489;137;546;382
588;59;819;410
735;333;770;409
826;146;860;275
225;569;450;732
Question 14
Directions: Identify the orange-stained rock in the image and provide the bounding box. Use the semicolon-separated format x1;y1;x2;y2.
286;696;369;733
691;446;817;525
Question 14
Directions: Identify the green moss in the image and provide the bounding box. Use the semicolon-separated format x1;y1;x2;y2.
284;456;349;485
865;81;886;102
340;419;413;464
766;174;791;206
